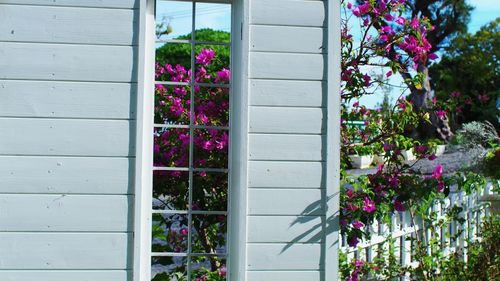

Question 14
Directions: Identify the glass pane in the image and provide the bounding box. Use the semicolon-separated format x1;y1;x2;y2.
155;84;191;125
156;0;193;41
152;213;189;253
156;43;192;82
153;171;189;211
195;2;231;43
194;86;229;127
193;129;229;169
192;215;227;254
193;172;228;212
194;44;231;85
154;128;190;168
151;256;188;281
191;256;227;281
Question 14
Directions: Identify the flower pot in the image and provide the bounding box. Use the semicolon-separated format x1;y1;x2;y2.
349;155;374;169
402;150;415;162
435;144;446;156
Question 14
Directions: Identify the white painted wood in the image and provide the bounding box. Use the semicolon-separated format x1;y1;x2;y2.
0;118;135;156
250;25;325;53
248;189;323;215
0;81;136;119
228;0;250;280
249;52;325;80
247;271;321;281
250;0;326;27
0;233;131;269
0;5;136;45
0;1;137;8
133;0;154;281
247;216;323;243
249;134;323;161
247;243;322;270
248;161;323;188
249;106;324;134
0;270;130;281
0;194;132;231
250;79;324;107
325;0;342;280
0;42;136;82
0;156;132;194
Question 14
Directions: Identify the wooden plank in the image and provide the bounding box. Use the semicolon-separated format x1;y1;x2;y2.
249;107;324;134
250;0;326;27
247;244;322;270
0;233;131;269
249;134;323;161
0;80;136;119
248;189;323;215
250;79;325;107
247;271;322;281
0;42;136;82
248;161;323;188
0;118;135;157
248;216;323;243
249;53;325;80
0;5;136;45
0;194;132;232
250;25;325;53
0;1;137;8
0;271;130;281
0;156;132;194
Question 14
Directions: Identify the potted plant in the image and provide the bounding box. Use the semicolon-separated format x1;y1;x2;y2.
396;136;416;162
372;142;387;165
431;138;446;156
349;145;374;169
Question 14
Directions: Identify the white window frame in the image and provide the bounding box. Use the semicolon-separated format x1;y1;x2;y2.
134;0;248;280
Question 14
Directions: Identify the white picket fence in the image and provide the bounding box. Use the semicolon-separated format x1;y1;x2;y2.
340;183;496;278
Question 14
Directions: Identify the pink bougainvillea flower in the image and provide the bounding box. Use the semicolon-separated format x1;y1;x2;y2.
215;68;231;83
347;2;352;9
395;16;406;26
437;181;445;192
410;17;420;29
428;53;439;60
195;48;215;66
428;154;437;161
432;96;438;105
180;228;188;236
436;110;446;120
394;200;405;212
386;71;392;78
478;94;490;103
352;220;364;229
432;164;443;180
362;197;376;213
348;235;360;247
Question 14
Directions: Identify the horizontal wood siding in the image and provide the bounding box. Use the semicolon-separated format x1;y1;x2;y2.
0;0;137;8
0;5;137;45
247;0;327;279
0;233;131;269
0;81;136;119
0;194;132;231
0;42;136;82
0;2;137;280
0;271;131;281
0;118;135;156
0;156;133;194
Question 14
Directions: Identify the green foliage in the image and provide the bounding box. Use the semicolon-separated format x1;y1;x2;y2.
440;216;500;281
450;121;500;148
156;28;230;70
430;18;500;130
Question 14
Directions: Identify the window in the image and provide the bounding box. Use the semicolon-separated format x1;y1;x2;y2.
150;1;232;280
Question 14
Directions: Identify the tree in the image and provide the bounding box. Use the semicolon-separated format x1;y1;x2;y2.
429;18;500;131
353;0;473;140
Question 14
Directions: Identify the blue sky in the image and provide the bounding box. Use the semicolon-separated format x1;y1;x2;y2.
156;1;498;108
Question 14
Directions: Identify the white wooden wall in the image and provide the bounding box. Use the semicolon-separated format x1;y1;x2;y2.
0;1;137;280
244;1;338;280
